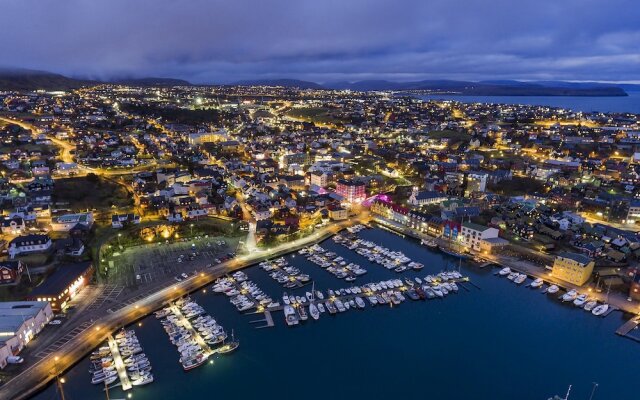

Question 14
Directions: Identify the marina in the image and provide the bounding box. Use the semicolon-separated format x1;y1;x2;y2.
300;244;367;281
34;227;640;400
258;258;309;288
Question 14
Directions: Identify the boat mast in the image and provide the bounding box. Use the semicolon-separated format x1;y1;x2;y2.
104;379;110;400
564;384;572;400
588;382;599;400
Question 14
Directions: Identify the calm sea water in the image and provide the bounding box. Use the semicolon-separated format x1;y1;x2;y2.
32;228;640;400
417;90;640;114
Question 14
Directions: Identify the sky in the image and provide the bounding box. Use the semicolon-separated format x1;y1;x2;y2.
1;0;640;84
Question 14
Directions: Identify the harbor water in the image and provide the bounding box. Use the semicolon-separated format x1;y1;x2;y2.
33;227;640;400
417;90;640;114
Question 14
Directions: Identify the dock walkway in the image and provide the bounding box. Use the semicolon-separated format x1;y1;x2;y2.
170;304;213;356
107;334;132;391
616;315;640;340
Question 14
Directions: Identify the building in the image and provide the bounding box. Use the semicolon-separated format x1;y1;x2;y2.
310;171;330;188
187;131;226;145
327;205;348;221
50;212;94;232
408;188;448;206
0;301;53;369
8;234;52;259
1;217;26;235
282;152;309;168
626;199;640;223
336;179;366;204
111;213;141;228
27;262;94;311
551;252;595;286
460;222;499;251
465;172;488;195
0;261;24;285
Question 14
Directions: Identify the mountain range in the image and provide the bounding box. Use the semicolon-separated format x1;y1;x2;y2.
0;68;636;96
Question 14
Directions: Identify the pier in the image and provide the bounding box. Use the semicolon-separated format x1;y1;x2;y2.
106;334;132;391
170;304;213;356
616;315;640;342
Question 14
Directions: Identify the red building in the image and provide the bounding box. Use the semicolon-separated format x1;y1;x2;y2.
336;179;366;204
0;261;24;285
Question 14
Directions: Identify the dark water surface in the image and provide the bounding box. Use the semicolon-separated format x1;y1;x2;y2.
34;228;639;400
417;91;640;114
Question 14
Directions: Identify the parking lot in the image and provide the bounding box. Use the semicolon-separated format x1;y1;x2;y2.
107;235;240;288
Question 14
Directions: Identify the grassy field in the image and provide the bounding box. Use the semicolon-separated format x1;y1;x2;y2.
53;175;132;211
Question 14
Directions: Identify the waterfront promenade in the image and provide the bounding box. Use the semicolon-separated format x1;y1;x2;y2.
0;215;369;400
373;216;640;317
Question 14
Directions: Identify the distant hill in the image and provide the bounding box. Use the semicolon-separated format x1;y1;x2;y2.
0;68;93;91
324;79;628;96
110;77;191;86
231;79;324;90
0;68;191;91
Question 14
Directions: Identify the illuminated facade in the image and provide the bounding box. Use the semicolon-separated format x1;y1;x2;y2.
551;252;594;286
27;262;94;311
0;301;53;369
336;179;366;204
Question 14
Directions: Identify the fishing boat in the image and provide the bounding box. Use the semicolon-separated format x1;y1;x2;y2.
182;353;207;371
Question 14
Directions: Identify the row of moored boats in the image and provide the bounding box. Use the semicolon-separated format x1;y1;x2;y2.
332;235;424;272
212;271;280;311
89;329;153;387
259;258;310;288
498;267;610;316
300;245;367;281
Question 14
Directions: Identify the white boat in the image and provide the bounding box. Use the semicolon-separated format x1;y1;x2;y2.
583;301;597;311
284;305;299;326
514;274;527;285
573;294;588;307
530;278;543;288
354;297;365;309
592;304;609;316
562;289;578;302
498;267;511;276
308;303;320;320
547;285;559;294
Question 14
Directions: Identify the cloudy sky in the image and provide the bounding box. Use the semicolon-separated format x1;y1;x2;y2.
1;0;639;83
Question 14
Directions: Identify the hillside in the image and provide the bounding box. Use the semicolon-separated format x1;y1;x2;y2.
0;68;92;91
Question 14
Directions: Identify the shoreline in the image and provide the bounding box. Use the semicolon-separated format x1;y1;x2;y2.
1;217;367;400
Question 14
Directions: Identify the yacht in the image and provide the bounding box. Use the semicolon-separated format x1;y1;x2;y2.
355;297;366;309
530;278;544;288
498;267;511;276
514;274;527;285
547;285;559;294
317;303;326;313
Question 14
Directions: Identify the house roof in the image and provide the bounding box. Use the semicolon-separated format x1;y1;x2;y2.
29;262;92;297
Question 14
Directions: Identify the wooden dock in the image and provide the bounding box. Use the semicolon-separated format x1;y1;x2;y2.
107;334;132;391
616;315;640;340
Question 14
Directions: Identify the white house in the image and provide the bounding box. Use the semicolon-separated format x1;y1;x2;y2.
460;222;499;251
408;189;448;206
8;234;52;259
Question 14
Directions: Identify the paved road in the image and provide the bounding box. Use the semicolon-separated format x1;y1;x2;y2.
0;215;368;400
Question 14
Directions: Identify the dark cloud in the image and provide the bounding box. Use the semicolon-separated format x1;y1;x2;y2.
1;0;639;83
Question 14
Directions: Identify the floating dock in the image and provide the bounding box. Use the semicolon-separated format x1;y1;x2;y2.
616;315;640;341
107;334;132;391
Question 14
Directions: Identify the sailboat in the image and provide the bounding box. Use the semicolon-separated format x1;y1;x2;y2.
217;329;239;354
